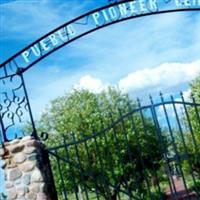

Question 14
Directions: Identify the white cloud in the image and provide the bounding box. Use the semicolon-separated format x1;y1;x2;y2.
118;60;200;93
26;59;199;120
74;75;107;93
3;0;199;119
72;60;200;95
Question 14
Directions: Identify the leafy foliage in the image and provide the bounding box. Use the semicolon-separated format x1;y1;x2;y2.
177;75;200;185
36;88;166;199
187;75;200;176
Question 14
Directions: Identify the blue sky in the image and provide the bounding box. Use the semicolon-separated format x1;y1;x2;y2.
0;0;200;194
0;0;200;120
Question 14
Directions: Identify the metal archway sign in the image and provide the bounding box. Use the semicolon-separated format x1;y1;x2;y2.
0;0;200;142
0;0;200;78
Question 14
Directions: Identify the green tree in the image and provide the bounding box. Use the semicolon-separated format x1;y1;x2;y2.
187;75;200;177
37;88;166;199
177;75;200;189
191;75;200;102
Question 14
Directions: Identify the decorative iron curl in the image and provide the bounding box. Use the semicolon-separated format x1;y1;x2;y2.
0;0;199;143
0;73;37;142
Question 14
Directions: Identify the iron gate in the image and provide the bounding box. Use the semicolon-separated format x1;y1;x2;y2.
0;2;200;199
46;93;200;200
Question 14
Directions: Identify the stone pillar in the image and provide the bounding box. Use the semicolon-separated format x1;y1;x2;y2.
0;136;57;200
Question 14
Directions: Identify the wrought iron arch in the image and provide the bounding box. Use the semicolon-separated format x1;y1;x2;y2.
0;0;200;142
0;0;200;78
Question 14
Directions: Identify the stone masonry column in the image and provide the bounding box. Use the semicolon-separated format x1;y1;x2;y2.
0;136;57;200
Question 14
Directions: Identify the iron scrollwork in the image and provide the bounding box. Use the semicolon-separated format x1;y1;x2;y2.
0;72;37;142
0;0;199;143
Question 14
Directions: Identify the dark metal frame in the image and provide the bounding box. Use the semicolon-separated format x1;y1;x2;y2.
0;0;200;143
0;1;200;199
47;93;200;200
0;69;37;142
0;0;200;78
